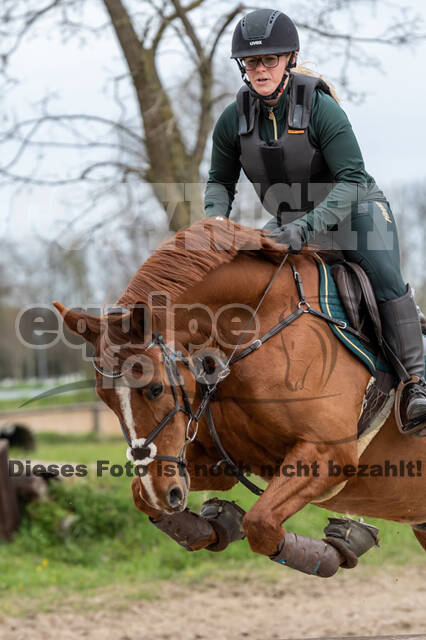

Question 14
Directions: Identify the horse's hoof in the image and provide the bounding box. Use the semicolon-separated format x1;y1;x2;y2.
324;516;379;567
200;498;246;552
149;509;217;551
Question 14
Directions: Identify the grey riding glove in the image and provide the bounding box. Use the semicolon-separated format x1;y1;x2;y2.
267;222;307;254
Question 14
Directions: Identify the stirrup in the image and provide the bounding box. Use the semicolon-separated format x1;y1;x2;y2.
394;376;426;436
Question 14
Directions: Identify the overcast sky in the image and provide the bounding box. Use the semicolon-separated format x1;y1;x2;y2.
345;17;426;187
1;0;425;244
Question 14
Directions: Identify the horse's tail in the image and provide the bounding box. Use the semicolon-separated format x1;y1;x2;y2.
293;63;340;103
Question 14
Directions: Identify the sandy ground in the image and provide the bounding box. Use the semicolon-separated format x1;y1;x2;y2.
0;405;119;436
0;565;425;640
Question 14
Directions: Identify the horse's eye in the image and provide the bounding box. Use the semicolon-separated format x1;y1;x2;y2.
146;382;163;400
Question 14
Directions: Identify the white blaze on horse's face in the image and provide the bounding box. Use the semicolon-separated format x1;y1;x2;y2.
115;385;162;511
97;346;191;515
116;385;137;442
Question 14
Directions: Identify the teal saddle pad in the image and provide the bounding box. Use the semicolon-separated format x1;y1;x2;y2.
315;257;389;376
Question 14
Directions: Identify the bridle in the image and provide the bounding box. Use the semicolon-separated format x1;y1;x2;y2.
93;256;366;496
93;332;201;473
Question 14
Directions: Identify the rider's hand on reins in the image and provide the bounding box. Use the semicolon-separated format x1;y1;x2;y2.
264;222;307;254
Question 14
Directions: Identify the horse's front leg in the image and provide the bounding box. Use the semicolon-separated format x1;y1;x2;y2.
131;442;242;552
131;476;219;550
243;441;362;577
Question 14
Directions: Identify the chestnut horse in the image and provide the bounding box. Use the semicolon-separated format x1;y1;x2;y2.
54;219;426;576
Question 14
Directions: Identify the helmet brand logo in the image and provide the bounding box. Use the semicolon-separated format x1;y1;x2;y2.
249;40;262;45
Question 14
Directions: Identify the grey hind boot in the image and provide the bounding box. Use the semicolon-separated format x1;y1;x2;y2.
379;286;426;433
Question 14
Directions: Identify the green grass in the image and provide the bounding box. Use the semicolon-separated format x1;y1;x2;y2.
10;432;125;465
0;433;424;615
0;381;53;391
0;388;97;411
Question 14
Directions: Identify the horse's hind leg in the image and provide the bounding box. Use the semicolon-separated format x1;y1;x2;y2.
412;525;426;551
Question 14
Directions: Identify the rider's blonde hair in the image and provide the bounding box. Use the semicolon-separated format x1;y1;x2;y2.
293;62;340;103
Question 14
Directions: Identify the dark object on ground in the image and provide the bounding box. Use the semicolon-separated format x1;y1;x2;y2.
0;422;36;451
0;440;21;539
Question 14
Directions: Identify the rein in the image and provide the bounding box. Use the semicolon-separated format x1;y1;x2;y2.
93;255;358;496
93;335;198;471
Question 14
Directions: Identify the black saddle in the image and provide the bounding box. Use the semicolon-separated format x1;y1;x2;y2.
319;253;425;437
316;251;383;354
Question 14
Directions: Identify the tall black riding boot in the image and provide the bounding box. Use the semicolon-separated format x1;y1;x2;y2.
379;286;426;432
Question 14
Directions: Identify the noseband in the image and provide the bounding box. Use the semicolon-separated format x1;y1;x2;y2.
93;332;200;473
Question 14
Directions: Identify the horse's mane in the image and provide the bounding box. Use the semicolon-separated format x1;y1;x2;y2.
117;219;284;306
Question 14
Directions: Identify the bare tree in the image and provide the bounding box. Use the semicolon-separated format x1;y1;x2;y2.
0;0;425;235
0;266;10;303
391;181;426;309
0;238;96;379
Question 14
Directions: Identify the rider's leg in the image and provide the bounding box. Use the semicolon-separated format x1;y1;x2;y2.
379;289;426;422
340;197;426;429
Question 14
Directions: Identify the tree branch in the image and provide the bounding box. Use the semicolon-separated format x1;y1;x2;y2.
80;161;144;180
208;4;243;60
151;0;205;51
0;114;144;145
169;0;204;59
1;0;62;66
296;20;426;46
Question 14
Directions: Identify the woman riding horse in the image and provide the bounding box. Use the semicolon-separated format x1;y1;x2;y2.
204;8;426;433
52;9;426;578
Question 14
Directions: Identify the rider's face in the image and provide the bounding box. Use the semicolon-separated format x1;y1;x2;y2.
244;53;291;97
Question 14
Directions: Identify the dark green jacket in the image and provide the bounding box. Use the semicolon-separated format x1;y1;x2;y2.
204;82;376;239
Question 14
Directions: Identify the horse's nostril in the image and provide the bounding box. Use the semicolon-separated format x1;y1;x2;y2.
167;486;184;508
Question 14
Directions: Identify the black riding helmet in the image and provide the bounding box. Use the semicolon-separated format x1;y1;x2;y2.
231;9;300;101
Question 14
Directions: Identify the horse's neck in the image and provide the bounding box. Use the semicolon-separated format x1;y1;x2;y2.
190;253;279;301
173;254;292;351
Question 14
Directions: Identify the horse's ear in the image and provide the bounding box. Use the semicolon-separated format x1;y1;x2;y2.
53;302;100;344
130;302;152;344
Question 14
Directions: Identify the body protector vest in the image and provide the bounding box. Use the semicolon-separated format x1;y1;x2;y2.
237;73;335;223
